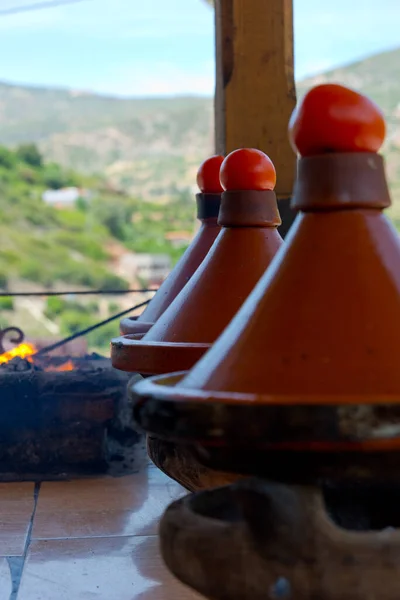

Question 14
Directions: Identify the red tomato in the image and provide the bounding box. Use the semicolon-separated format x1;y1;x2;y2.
196;155;224;193
289;83;386;157
219;148;276;191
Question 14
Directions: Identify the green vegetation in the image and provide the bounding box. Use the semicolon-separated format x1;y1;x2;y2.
90;191;193;262
0;297;13;310
0;144;195;351
0;147;106;291
0;144;195;293
43;296;118;351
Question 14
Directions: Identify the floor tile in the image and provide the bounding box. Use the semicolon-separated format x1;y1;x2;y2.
18;536;203;600
0;483;35;514
32;469;187;539
0;515;31;557
0;483;35;556
0;558;12;599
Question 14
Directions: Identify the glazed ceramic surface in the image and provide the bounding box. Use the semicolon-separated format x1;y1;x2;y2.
134;82;400;600
120;193;221;336
112;187;283;374
133;86;400;457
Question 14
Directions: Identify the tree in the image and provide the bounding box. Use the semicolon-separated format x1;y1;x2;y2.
42;163;68;189
16;144;43;168
42;163;79;189
0;146;16;169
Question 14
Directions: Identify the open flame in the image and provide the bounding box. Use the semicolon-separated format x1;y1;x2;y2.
0;342;36;364
0;342;75;371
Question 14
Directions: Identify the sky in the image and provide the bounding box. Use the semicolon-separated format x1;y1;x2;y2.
0;0;398;97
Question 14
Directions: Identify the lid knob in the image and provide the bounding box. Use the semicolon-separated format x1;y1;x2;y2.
196;155;225;194
289;83;386;157
220;148;276;192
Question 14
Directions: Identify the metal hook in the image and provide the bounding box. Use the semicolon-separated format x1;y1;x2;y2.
0;326;25;355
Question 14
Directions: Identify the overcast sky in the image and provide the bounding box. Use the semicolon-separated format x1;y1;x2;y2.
0;0;398;96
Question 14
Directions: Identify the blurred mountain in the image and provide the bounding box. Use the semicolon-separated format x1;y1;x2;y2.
0;47;399;211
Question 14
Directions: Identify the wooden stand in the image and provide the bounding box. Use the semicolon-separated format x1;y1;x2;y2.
160;477;400;600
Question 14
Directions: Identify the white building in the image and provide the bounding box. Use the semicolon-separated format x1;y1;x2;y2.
42;187;88;208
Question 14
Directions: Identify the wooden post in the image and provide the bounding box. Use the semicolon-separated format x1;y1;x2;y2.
214;0;297;236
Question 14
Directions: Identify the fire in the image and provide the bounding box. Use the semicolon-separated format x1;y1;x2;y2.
46;360;75;372
0;342;36;364
0;343;75;371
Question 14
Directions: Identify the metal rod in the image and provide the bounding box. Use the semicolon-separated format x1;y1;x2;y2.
0;289;157;297
33;299;151;357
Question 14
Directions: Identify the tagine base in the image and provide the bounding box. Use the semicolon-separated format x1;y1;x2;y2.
147;436;240;492
160;477;400;600
134;380;400;483
130;375;240;492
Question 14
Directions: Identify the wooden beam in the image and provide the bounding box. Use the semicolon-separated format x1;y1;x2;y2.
215;0;297;236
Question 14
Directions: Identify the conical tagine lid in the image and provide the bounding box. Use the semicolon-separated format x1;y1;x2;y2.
133;85;400;455
120;155;223;335
112;148;283;374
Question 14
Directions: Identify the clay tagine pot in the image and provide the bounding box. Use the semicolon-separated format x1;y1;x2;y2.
119;155;223;336
133;84;400;600
113;148;283;492
133;83;400;481
112;148;283;376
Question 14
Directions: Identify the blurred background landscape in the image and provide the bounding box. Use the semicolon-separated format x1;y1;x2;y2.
0;0;398;353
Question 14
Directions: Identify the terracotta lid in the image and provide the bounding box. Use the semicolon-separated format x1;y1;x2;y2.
120;155;223;335
112;148;283;374
133;84;400;455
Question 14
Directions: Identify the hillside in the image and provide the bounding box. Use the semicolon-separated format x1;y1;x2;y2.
0;144;196;345
0;144;195;284
0;87;213;199
0;47;399;208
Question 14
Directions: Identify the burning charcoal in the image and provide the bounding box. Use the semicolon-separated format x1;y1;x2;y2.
0;357;38;372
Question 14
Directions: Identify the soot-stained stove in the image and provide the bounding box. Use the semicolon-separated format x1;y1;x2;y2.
0;327;145;480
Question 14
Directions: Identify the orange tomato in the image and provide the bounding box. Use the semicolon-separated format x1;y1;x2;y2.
219;148;276;191
196;155;224;193
288;83;386;157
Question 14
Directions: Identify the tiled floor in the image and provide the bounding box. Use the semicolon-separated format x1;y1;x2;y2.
0;484;35;557
0;465;203;599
